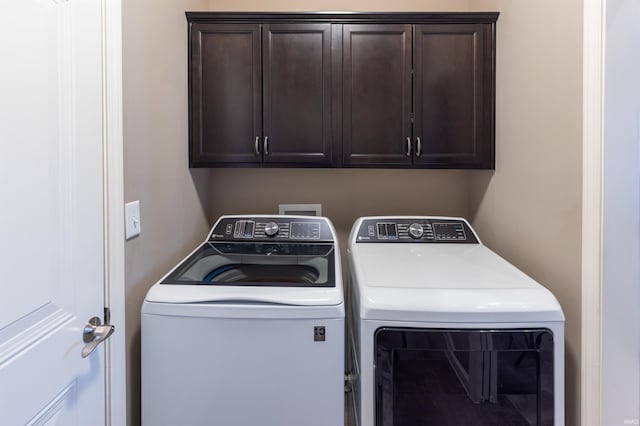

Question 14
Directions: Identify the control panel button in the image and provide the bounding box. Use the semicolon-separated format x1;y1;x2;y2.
433;222;467;241
377;223;387;238
387;223;398;239
290;222;320;239
264;222;280;237
356;218;476;244
376;223;398;240
408;223;424;239
233;220;255;238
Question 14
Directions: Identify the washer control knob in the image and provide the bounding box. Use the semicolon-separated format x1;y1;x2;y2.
264;222;279;237
408;223;424;239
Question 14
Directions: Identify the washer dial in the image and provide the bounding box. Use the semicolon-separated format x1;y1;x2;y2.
408;223;424;239
264;222;280;237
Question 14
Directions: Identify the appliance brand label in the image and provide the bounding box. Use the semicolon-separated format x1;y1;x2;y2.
314;326;326;342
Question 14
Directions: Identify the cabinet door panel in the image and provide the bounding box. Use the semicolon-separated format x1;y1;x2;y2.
343;24;412;166
263;24;333;165
414;24;494;168
190;23;261;165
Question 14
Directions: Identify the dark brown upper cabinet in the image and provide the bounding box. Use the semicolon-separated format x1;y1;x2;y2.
190;23;261;165
414;24;494;168
187;13;497;169
189;21;334;166
342;24;413;166
262;24;333;165
343;22;495;168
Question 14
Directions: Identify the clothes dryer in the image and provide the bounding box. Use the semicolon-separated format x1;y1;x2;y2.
142;215;344;426
347;216;564;426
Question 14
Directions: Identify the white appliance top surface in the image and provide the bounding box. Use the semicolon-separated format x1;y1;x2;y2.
348;216;564;323
351;243;538;290
145;215;344;308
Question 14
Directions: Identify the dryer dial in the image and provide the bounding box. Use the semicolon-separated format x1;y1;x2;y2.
264;221;280;237
408;223;424;239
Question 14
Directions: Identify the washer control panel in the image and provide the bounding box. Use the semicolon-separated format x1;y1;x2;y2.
355;218;478;244
209;216;333;242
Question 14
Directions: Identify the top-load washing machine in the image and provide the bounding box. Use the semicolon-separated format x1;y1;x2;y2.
142;215;344;426
347;216;565;426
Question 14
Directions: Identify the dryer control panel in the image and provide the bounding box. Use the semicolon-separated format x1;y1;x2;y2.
208;216;335;242
354;218;478;244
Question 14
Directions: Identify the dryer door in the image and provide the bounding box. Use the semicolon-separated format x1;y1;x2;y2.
374;328;554;426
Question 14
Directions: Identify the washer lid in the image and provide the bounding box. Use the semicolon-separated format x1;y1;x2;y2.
144;283;344;307
160;242;337;288
349;243;564;322
145;240;343;306
144;214;344;307
141;296;344;319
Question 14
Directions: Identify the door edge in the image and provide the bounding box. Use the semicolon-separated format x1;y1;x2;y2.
103;0;127;424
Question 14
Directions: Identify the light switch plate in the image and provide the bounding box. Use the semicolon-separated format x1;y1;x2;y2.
125;200;141;240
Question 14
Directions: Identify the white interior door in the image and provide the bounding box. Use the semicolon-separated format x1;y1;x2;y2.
0;0;110;424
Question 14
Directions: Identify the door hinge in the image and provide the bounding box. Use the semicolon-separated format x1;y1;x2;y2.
104;307;111;325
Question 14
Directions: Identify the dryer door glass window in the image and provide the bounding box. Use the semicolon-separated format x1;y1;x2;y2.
374;328;554;426
161;243;336;287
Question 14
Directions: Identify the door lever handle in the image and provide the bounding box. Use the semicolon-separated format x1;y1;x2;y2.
82;316;115;358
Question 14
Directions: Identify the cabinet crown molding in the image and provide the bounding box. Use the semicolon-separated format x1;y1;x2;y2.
186;12;499;24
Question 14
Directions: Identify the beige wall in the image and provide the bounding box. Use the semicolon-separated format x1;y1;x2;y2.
207;0;470;12
201;0;478;333
467;2;583;425
202;12;584;425
123;1;585;425
203;0;476;279
207;168;470;273
122;0;211;424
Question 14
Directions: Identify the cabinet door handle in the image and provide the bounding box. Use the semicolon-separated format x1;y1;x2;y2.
264;136;269;155
406;137;411;156
416;137;421;157
255;136;261;155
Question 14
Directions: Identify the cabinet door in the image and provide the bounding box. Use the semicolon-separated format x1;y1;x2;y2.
190;23;261;165
342;24;413;166
262;24;334;165
414;24;494;168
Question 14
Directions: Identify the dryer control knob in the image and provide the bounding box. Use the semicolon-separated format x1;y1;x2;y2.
408;223;424;239
264;222;279;237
